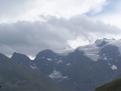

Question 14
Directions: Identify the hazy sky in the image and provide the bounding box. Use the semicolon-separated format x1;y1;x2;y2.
0;0;121;56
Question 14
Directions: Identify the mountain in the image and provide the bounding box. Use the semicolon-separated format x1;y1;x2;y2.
95;77;121;91
2;38;121;91
11;52;31;66
0;53;62;91
33;38;121;91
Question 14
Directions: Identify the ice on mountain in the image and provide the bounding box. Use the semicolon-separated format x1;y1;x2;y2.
102;54;108;60
111;65;118;71
46;58;53;61
78;44;100;61
30;64;38;70
103;56;108;60
66;63;71;66
49;70;68;80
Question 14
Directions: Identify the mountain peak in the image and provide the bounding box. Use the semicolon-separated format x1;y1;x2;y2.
0;53;9;61
11;52;30;64
36;49;57;59
95;38;115;47
12;52;29;59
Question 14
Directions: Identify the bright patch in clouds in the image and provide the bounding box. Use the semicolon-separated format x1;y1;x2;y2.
30;0;107;17
67;37;90;49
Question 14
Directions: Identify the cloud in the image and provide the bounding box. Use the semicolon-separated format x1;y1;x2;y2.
0;0;109;22
31;0;108;16
86;0;121;28
0;0;34;22
0;15;120;56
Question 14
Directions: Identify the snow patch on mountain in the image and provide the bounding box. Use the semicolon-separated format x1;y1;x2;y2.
111;65;118;71
66;63;71;66
77;38;121;61
49;70;68;80
46;58;53;61
103;56;108;60
78;44;100;61
30;64;38;70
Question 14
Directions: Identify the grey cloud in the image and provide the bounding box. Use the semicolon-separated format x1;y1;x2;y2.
0;15;120;56
0;21;72;56
47;15;119;34
0;0;31;18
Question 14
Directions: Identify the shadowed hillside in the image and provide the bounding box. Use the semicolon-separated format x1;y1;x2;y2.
0;53;62;91
95;77;121;91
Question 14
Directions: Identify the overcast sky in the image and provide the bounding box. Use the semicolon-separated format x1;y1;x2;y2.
0;0;121;56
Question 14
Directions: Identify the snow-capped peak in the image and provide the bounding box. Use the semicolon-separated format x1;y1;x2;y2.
78;44;99;61
95;38;115;47
77;38;118;61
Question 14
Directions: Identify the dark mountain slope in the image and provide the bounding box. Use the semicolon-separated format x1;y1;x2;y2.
0;53;62;91
33;39;121;91
7;39;121;91
95;77;121;91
